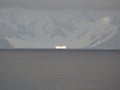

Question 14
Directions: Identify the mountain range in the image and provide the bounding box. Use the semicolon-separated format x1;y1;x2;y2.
0;9;120;49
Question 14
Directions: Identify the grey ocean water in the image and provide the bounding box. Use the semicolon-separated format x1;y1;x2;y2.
0;50;120;90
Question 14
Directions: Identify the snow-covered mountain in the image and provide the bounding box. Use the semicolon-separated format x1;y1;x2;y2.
0;9;120;49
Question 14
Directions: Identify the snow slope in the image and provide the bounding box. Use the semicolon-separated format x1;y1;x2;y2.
0;8;120;49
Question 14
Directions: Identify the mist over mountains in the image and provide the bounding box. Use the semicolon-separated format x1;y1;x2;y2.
0;8;120;49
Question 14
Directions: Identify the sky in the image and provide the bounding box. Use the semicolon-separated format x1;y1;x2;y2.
0;0;120;10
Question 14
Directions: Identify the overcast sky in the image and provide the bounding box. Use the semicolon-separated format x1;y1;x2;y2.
0;0;120;10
